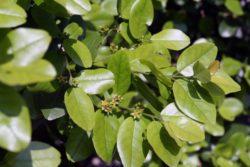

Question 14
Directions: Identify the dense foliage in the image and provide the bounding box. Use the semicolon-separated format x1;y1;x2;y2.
0;0;249;167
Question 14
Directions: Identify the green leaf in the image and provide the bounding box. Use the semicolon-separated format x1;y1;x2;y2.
83;4;114;30
161;103;205;143
205;122;225;137
117;117;148;167
0;85;31;152
119;91;138;107
0;60;57;86
147;121;182;167
118;0;135;19
108;50;131;95
193;61;211;83
211;70;241;94
140;60;172;87
219;98;243;121
63;23;83;40
201;82;225;106
132;76;163;111
245;65;250;86
218;21;237;38
41;108;65;121
221;56;242;76
33;0;69;17
55;0;92;15
119;22;134;45
150;29;190;51
66;127;93;162
101;0;118;16
4;141;61;167
129;43;171;73
129;0;154;39
225;0;244;16
31;6;60;37
16;0;31;10
177;43;218;76
0;28;51;66
64;88;95;131
63;39;92;68
75;69;115;94
0;1;27;28
93;110;120;162
173;79;216;124
27;81;59;93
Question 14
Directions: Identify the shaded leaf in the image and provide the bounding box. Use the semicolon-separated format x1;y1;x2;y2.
161;103;205;143
147;121;182;167
4;141;61;167
66;127;93;162
173;79;216;123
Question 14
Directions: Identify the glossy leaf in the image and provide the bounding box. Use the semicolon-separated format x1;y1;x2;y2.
117;117;147;167
147;121;182;167
129;0;154;39
118;0;135;19
56;0;92;15
64;23;83;40
0;28;51;66
0;85;31;152
64;88;95;131
150;29;190;50
108;50;131;95
161;103;205;143
93;110;120;162
0;1;27;28
177;43;218;76
219;98;243;121
63;39;92;68
0;60;57;86
4;141;61;167
41;108;65;121
66;127;93;162
75;69;115;94
129;43;171;73
211;70;241;94
173;79;216;124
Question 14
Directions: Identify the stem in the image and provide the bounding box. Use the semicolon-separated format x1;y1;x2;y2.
142;113;162;121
